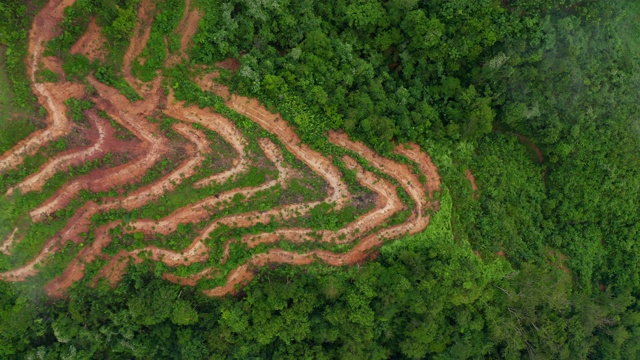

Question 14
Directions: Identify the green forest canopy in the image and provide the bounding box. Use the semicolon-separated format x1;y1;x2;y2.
0;0;639;358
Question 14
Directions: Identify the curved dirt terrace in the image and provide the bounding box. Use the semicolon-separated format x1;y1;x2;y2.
123;0;156;94
329;131;430;216
1;118;207;282
514;133;544;163
6;112;108;196
130;137;288;235
69;17;106;62
28;109;168;220
163;97;250;188
0;228;20;256
0;0;79;172
3;0;441;298
394;142;442;196
165;0;202;67
0;68;83;172
237;156;400;252
28;74;174;221
199;77;351;208
177;0;202;54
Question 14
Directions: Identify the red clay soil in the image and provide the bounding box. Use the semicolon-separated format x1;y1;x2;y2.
89;124;355;286
464;168;479;200
69;17;106;62
3;1;444;298
180;132;440;296
41;56;66;81
177;1;202;54
164;95;250;188
42;125;210;293
6;111;108;196
165;0;202;67
216;58;241;72
123;0;156;93
198;77;351;208
0;0;81;172
203;136;441;297
28;72;174;220
394;142;441;197
231;156;400;259
44;221;120;297
45;76;439;296
329;131;431;217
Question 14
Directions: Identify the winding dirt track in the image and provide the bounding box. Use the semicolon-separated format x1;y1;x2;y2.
70;17;106;61
0;229;20;255
465;169;479;199
165;0;202;67
6;112;107;196
227;156;400;261
1;0;442;298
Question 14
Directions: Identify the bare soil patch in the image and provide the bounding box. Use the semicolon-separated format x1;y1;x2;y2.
2;4;442;298
465;168;478;200
514;133;544;163
70;17;106;62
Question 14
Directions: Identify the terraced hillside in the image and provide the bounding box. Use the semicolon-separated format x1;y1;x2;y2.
0;0;440;298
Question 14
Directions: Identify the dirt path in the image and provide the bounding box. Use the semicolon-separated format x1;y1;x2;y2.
197;77;350;208
329;131;430;216
3;1;443;297
3;121;207;283
0;0;81;172
164;95;250;188
6;112;108;196
230;156;399;257
198;133;442;296
69;17;106;62
464;168;478;199
0;228;20;255
165;0;202;67
123;0;156;94
176;0;202;55
394;142;441;196
28;76;171;220
43;78;440;295
28;112;166;220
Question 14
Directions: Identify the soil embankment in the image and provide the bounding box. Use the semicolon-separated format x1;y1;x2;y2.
2;0;442;298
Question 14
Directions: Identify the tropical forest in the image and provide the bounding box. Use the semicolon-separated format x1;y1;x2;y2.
0;0;639;358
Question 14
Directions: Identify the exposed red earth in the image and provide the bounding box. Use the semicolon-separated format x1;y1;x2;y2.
69;17;106;62
465;168;479;200
2;0;442;298
0;0;80;172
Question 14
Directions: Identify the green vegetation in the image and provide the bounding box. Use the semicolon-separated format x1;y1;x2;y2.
48;0;143;101
132;0;185;81
64;97;95;122
0;0;639;358
0;1;46;154
35;68;59;83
